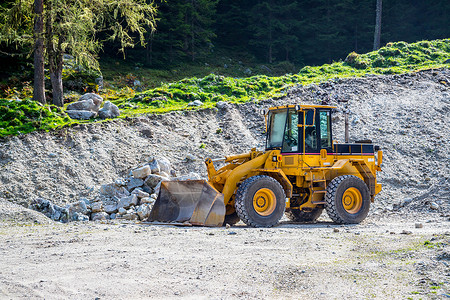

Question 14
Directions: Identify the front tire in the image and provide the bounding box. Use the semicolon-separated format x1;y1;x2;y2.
235;175;286;228
325;175;370;224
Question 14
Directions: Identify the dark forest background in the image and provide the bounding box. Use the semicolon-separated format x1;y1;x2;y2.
1;0;449;73
114;0;449;68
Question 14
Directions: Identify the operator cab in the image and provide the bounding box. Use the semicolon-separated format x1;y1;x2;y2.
265;105;333;154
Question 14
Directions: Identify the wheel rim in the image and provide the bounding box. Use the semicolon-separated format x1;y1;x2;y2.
253;188;276;216
342;187;363;214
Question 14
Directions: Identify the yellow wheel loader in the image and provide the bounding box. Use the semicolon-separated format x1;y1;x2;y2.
148;104;383;227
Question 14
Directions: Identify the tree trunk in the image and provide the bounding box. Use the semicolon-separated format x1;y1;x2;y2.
50;37;64;107
50;67;63;107
33;0;45;104
46;4;64;107
373;0;382;50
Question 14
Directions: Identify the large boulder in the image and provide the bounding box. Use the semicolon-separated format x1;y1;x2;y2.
100;183;130;198
136;204;151;221
90;201;103;213
66;93;103;120
144;174;169;188
66;99;97;112
131;188;149;199
148;159;160;174
78;93;103;110
104;204;118;214
117;195;138;210
98;101;120;119
155;156;171;174
132;165;151;179
127;177;144;191
66;200;89;219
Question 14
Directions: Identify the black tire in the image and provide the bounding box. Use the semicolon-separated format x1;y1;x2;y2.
235;175;286;228
325;175;370;224
223;211;240;226
285;206;323;222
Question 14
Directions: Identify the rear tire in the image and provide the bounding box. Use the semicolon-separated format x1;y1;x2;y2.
285;206;323;222
325;175;370;224
235;175;286;228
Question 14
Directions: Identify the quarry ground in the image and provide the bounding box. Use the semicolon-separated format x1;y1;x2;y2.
0;68;449;299
0;215;449;299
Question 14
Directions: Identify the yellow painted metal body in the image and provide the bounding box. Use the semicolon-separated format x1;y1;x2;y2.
205;104;382;216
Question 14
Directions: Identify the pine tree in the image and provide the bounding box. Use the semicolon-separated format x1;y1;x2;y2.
0;0;157;106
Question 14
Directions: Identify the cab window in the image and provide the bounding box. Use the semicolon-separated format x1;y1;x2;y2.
319;110;332;150
282;109;299;152
304;109;316;153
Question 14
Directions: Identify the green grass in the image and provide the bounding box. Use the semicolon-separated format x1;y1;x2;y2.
1;39;449;138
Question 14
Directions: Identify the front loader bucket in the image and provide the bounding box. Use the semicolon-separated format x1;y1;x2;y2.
147;180;225;226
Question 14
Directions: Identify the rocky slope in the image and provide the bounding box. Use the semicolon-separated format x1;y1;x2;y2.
0;68;449;222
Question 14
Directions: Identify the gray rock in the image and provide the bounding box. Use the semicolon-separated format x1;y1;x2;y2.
115;178;127;186
66;200;89;218
66;110;97;120
148;159;160;174
188;100;203;106
110;213;116;220
430;202;439;210
144;174;169;188
98;101;120;119
415;223;423;228
216;101;228;109
104;204;118;214
91;201;103;213
118;207;127;215
141;184;153;194
91;212;109;221
67;99;97;112
132;165;151;179
78;93;103;110
73;212;89;221
51;204;69;223
117;194;138;210
155;156;171;174
136;204;151;220
140;197;155;204
131;189;149;199
127;177;144;191
100;183;130;198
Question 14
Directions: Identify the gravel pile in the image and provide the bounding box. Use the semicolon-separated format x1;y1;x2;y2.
0;68;448;223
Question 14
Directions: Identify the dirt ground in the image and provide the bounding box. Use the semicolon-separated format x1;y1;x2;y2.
1;215;449;299
0;69;449;299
